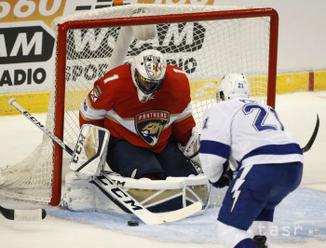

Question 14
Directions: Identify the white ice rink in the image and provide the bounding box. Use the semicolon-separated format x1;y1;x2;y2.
0;91;325;248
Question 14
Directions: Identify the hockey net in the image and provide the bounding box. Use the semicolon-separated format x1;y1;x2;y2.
0;4;278;207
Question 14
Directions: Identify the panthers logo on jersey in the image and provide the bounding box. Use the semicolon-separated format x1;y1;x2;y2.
135;110;170;146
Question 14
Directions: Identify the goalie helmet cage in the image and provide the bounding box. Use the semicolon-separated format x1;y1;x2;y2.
0;4;278;207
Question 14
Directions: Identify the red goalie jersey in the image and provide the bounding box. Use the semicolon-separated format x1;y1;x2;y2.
79;63;196;153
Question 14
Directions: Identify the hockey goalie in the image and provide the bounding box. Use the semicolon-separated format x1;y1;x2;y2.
62;48;210;222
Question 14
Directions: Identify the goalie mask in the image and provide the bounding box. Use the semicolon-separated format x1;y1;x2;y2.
217;73;250;102
131;49;167;102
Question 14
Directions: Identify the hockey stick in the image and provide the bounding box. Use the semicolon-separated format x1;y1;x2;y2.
8;98;203;224
0;99;53;220
8;98;73;155
302;114;320;153
91;174;201;225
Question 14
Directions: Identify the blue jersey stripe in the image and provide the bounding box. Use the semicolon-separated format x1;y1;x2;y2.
241;143;302;162
200;140;230;159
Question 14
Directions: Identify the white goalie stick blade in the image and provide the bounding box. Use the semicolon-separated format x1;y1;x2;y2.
0;206;46;221
91;174;202;225
154;203;202;223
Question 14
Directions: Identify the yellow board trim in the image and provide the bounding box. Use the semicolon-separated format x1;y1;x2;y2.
1;70;326;116
276;72;309;94
315;71;326;91
0;92;50;116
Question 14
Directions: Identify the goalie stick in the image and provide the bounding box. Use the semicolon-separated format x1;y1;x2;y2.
91;174;202;225
8;98;73;155
8;98;203;225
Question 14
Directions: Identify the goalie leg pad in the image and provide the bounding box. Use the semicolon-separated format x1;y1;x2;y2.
62;172;210;214
62;172;122;213
62;172;96;211
70;124;110;176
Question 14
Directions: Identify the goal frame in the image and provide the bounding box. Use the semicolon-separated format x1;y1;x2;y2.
52;7;279;206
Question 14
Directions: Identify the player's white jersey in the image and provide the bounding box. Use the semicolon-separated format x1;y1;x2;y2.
199;98;303;183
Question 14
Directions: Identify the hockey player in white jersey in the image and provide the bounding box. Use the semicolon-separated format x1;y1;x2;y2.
199;74;303;248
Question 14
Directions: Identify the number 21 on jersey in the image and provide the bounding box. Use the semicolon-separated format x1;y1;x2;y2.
242;101;284;132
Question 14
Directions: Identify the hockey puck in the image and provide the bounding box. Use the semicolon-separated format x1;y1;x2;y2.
128;220;139;226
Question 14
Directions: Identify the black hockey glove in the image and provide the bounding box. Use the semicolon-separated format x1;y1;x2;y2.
210;161;234;188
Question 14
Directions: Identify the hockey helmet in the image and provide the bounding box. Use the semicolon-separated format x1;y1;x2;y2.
131;49;167;102
217;73;250;102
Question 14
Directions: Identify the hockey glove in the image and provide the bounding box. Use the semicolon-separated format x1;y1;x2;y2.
210;161;233;188
178;128;203;174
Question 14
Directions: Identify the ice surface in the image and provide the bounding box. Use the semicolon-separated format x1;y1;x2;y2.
47;188;326;243
0;92;325;248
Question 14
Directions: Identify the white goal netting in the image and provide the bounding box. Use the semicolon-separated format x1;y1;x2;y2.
0;4;277;206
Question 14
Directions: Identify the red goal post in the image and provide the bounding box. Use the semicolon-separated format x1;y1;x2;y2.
0;4;278;207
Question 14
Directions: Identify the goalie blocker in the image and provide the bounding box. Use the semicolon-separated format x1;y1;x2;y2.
64;124;210;216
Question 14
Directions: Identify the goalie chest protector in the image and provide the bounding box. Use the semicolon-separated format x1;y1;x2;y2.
81;64;195;153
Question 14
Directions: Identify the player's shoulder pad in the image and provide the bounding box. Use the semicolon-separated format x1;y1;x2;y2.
226;98;248;109
166;64;187;77
98;64;131;86
208;99;243;117
167;64;185;73
165;65;189;87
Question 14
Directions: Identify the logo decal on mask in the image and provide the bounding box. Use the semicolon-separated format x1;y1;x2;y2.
143;55;163;79
135;110;170;146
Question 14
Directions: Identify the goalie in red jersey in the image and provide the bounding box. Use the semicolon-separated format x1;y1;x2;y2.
79;49;201;179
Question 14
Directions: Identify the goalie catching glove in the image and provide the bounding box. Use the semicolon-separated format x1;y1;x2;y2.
178;128;202;174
